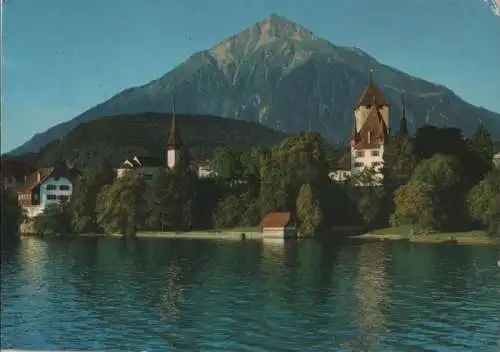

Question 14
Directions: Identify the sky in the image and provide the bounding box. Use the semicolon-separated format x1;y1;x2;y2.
1;0;500;152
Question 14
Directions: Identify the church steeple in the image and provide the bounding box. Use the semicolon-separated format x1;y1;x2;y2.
166;96;182;169
399;92;408;136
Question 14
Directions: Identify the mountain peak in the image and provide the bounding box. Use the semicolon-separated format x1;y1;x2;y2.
254;13;318;43
209;14;319;68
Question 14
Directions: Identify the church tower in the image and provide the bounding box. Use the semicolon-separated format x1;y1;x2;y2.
166;98;182;169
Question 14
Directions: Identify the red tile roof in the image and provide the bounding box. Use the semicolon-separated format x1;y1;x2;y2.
261;212;292;228
355;83;390;109
17;167;55;195
352;105;388;149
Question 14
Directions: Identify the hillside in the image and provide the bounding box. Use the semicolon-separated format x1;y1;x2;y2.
10;13;500;154
29;113;288;169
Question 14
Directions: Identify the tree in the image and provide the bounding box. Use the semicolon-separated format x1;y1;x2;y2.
33;202;72;236
356;186;387;229
410;154;465;230
467;169;500;236
214;194;244;229
466;124;494;186
390;182;439;233
145;170;179;231
414;126;467;161
70;167;113;233
95;171;147;236
383;134;417;188
411;154;461;190
0;188;23;240
296;183;323;237
145;167;197;232
211;146;243;181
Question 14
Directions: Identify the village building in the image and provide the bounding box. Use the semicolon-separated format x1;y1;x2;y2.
115;107;216;180
260;211;297;239
16;163;79;218
493;152;500;168
330;70;408;186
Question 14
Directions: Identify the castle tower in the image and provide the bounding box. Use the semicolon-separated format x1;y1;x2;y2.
353;69;390;133
166;98;182;169
349;69;390;186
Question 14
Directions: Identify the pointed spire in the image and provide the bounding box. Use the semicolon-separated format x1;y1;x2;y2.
167;95;182;149
399;92;408;136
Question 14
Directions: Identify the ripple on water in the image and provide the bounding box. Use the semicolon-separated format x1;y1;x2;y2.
1;238;499;351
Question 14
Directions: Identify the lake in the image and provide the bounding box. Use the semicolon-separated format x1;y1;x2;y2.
1;237;499;351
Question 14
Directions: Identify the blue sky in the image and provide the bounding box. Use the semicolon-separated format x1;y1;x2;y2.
2;0;500;152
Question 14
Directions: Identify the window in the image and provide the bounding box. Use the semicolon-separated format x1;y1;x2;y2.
143;174;153;181
47;194;57;200
354;162;363;168
59;185;70;190
371;150;380;156
46;184;57;190
356;151;365;157
58;195;69;201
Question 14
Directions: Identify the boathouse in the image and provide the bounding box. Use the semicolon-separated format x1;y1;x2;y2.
260;212;296;239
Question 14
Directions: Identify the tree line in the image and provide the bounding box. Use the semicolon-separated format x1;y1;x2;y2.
1;124;499;240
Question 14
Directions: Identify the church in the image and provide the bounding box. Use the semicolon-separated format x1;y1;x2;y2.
115;103;215;180
330;70;408;186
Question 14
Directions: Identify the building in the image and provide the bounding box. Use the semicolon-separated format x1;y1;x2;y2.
115;104;216;180
115;108;183;180
115;156;164;181
493;152;500;168
260;212;296;239
16;164;78;218
330;70;408;186
194;160;217;178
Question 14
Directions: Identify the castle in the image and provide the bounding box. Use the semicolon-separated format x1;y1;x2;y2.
330;70;408;186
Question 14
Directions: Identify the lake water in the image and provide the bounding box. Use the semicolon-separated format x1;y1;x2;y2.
1;237;499;351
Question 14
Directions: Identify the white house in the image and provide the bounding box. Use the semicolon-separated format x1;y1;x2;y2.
260;212;296;240
115;156;165;181
17;165;76;218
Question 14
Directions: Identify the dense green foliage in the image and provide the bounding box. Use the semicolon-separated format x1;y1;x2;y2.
21;113;288;170
0;188;23;241
8;122;500;239
33;203;72;236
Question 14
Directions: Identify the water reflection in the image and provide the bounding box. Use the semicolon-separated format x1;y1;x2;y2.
160;263;184;322
356;242;390;349
1;238;499;351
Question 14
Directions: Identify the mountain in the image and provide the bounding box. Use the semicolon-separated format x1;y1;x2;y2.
10;13;500;155
29;113;288;169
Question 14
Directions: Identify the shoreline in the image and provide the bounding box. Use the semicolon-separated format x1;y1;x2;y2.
19;229;499;246
23;230;263;241
353;232;500;246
